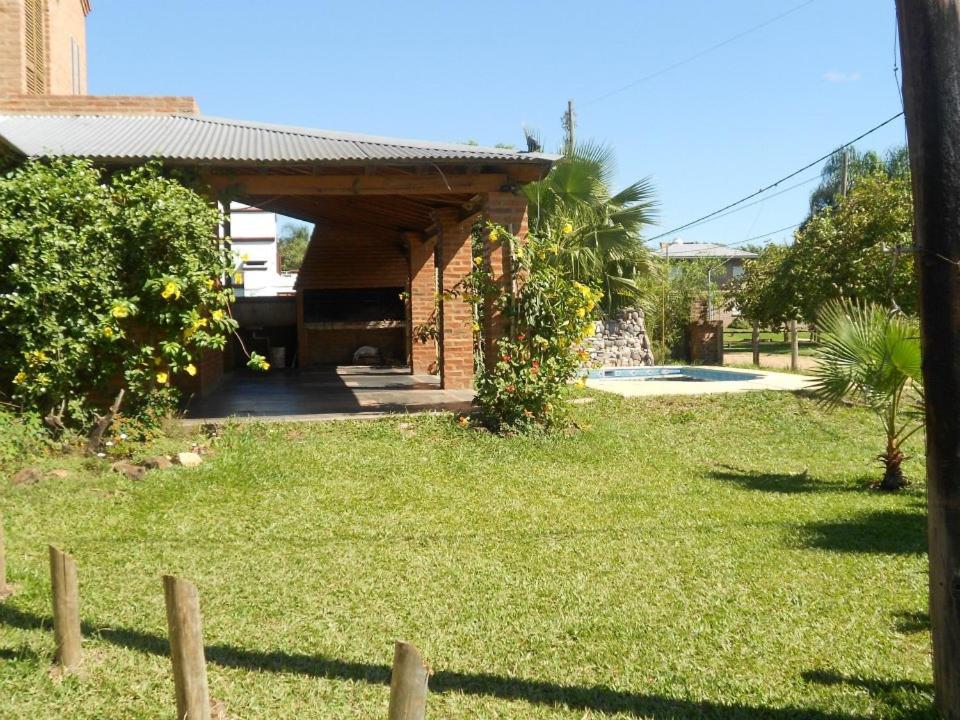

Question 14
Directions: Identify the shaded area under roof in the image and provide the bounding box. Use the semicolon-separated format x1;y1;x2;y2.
0;114;558;166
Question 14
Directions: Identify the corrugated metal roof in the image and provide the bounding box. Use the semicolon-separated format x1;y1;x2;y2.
657;242;757;259
0;114;558;165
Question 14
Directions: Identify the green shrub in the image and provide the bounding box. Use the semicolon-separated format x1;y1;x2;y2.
465;223;600;432
0;408;46;470
0;159;239;429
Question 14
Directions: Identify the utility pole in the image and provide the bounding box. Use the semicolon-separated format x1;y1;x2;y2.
840;148;850;197
562;99;576;155
895;2;960;717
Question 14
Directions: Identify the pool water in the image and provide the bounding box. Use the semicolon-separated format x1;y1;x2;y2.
585;366;763;382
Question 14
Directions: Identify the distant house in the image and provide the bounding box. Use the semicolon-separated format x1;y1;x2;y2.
657;240;757;285
228;203;297;298
658;240;758;325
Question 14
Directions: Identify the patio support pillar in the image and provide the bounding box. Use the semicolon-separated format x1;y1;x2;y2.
406;232;437;374
482;192;529;369
434;209;474;390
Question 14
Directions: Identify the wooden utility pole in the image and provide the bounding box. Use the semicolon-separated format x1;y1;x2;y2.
895;2;960;717
562;99;576;154
840;148;850;197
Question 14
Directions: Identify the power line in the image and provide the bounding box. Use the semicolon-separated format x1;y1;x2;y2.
648;112;905;242
583;0;816;107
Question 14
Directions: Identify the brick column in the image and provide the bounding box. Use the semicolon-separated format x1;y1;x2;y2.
435;209;475;390
407;233;438;374
482;192;529;364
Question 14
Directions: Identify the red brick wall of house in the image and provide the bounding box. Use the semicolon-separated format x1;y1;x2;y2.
408;235;437;374
435;209;474;390
176;347;224;399
295;222;409;368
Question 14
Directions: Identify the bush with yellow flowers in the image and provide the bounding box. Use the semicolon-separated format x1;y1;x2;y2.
0;158;241;431
464;222;601;432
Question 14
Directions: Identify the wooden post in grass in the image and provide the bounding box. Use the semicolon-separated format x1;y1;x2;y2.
163;575;210;720
48;545;81;669
751;320;761;367
895;2;960;715
789;319;799;371
388;641;429;720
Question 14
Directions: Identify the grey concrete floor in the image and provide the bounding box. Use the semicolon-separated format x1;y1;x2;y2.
183;366;474;424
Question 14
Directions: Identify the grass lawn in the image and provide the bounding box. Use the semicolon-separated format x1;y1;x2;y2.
0;391;932;719
724;331;820;357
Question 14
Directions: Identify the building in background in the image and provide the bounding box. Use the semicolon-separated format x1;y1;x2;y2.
658;239;758;325
229;203;297;298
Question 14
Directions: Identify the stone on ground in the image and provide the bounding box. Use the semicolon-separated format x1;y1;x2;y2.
175;451;203;468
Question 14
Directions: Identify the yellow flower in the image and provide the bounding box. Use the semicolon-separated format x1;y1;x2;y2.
473;256;483;267
111;304;129;318
576;307;586;318
514;244;524;259
205;279;215;290
458;416;470;428
161;281;181;300
472;322;481;332
13;370;26;384
261;361;271;371
562;222;574;235
575;377;587;389
184;364;197;377
488;229;499;243
240;253;250;263
156;371;169;385
25;350;48;365
102;326;114;338
211;309;225;321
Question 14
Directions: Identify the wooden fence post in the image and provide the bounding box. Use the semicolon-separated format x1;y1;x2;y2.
751;321;760;367
48;545;82;669
163;575;211;720
789;319;799;371
388;641;429;720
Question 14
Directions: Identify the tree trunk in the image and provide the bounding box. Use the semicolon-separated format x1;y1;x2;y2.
751;320;760;366
896;2;960;716
879;449;907;492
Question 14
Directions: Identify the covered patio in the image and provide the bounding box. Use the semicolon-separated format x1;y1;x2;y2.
0;113;556;419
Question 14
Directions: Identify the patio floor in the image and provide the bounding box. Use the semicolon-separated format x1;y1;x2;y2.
183;366;474;424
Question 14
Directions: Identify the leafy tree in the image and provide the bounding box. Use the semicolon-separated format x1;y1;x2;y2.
811;299;923;490
0;158;251;430
278;223;310;272
789;169;916;321
639;258;722;362
522;141;657;314
725;243;794;327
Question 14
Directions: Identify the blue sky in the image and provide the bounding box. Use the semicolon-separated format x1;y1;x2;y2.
87;0;905;248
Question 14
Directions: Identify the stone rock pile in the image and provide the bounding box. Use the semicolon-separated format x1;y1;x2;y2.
582;307;655;367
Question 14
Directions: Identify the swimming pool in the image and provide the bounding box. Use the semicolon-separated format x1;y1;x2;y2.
584;366;764;382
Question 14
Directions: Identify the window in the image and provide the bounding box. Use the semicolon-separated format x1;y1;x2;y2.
24;0;46;95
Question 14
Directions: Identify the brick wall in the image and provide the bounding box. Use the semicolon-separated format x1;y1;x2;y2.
435;209;474;390
688;321;724;365
46;0;89;94
408;235;437;374
482;192;528;367
176;347;225;399
0;94;200;114
0;1;25;96
296;222;410;368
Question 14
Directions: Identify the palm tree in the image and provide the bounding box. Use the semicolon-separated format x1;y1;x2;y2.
811;299;923;490
809;146;910;215
522;140;657;315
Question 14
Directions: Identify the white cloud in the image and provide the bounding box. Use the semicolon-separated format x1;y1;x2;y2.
823;70;861;84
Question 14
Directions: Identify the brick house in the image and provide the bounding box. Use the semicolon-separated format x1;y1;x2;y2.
0;1;556;402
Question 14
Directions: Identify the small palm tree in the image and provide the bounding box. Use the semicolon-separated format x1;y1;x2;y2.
523;140;657;314
811;299;924;490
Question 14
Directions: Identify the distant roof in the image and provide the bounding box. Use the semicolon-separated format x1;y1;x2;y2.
657;241;757;260
0;114;559;166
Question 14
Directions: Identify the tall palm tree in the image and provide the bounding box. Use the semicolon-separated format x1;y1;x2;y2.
522;141;657;315
811;299;923;490
809;146;910;215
